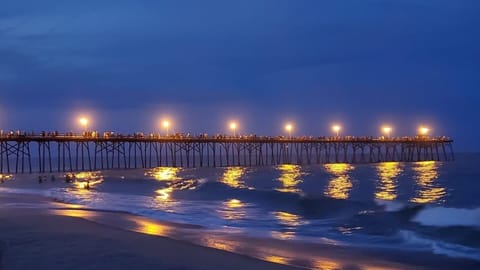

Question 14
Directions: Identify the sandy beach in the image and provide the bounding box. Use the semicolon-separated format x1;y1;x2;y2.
0;194;300;270
1;185;479;270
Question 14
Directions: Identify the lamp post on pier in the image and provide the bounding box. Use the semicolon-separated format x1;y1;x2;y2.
162;120;170;136
332;125;341;138
229;122;237;137
285;123;293;138
382;126;392;138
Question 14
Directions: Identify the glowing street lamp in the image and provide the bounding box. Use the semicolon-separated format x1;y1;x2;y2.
382;126;392;138
285;123;293;138
79;117;89;131
418;126;430;136
162;120;170;136
229;122;237;137
332;125;341;137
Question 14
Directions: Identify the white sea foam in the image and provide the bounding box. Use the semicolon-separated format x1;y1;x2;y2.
399;230;480;261
413;206;480;228
0;187;49;196
375;199;405;212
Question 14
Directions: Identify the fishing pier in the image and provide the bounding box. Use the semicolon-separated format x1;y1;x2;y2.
0;133;454;173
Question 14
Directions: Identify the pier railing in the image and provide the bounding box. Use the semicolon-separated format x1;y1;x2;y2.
0;134;454;173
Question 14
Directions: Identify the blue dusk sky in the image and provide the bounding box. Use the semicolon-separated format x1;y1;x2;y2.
0;1;479;151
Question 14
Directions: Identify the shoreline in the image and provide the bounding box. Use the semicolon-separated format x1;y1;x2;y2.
0;198;300;270
1;191;480;269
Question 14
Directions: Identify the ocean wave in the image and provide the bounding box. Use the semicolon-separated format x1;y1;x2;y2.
412;206;480;228
375;199;406;212
399;230;480;261
0;187;49;196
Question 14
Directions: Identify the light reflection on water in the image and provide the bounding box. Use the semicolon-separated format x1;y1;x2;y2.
145;167;198;202
410;161;445;204
147;167;182;181
63;172;104;201
324;164;354;200
128;216;172;236
262;255;289;265
313;259;341;270
42;162;437;270
203;237;239;253
51;208;99;219
221;167;251;189
71;171;104;191
275;164;304;194
271;211;307;240
270;231;296;240
274;211;303;227
375;162;402;201
218;199;247;220
0;174;12;182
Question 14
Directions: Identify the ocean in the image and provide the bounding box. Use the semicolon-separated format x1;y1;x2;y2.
1;153;480;269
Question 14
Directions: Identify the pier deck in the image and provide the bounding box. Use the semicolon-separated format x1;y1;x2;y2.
0;134;454;173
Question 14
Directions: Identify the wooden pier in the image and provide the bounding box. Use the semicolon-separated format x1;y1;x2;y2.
0;133;454;173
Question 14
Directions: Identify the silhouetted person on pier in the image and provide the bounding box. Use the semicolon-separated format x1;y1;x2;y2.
38;175;43;183
85;180;90;190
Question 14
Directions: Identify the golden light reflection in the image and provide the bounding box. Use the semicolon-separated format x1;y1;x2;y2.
155;187;173;201
274;211;303;227
148;167;187;202
324;164;354;200
375;162;402;201
410;161;445;204
219;199;246;220
314;259;341;270
147;167;182;181
271;211;305;240
270;231;296;240
276;164;304;194
155;178;198;202
71;171;104;190
313;258;402;270
203;237;238;253
226;198;243;208
129;217;171;236
263;255;289;265
0;174;12;182
52;209;98;219
221;167;251;189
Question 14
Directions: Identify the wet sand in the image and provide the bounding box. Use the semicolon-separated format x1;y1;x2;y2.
1;192;479;270
0;195;299;270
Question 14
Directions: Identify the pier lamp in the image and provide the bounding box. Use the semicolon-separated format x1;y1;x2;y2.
332;125;341;137
229;122;237;137
418;126;430;136
285;123;293;138
162;120;170;136
382;126;392;138
79;117;89;131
